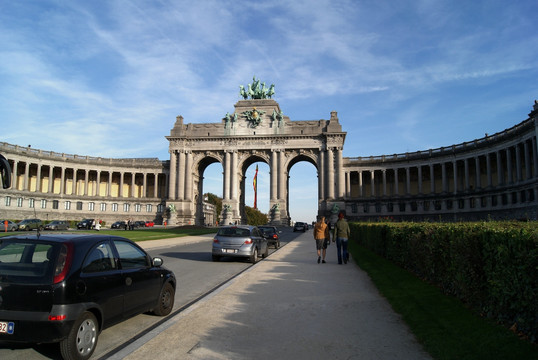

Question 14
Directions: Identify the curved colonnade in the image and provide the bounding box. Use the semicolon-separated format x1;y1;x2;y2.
1;101;537;224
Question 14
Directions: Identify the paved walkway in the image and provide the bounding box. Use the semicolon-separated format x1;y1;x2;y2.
114;232;432;360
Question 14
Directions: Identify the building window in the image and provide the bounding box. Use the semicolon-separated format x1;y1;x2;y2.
135;204;141;212
481;196;488;207
446;200;453;210
112;203;118;212
65;201;71;210
100;203;107;211
491;196;497;207
5;196;11;206
399;202;406;212
423;201;430;211
511;192;517;204
146;204;152;213
76;201;83;210
470;198;476;208
53;200;59;209
363;203;369;213
17;197;23;207
351;203;358;213
410;201;417;211
41;199;47;209
434;200;441;210
88;202;95;211
375;203;382;213
123;203;130;212
157;204;164;213
28;198;35;208
387;202;393;212
458;199;464;209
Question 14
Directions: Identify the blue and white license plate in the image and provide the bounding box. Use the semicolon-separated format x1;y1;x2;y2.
0;321;14;334
224;249;237;253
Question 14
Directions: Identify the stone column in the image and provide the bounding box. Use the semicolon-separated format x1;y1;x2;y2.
417;166;422;194
441;162;446;193
533;137;538;179
279;150;286;200
223;151;230;200
60;167;65;195
12;160;18;190
326;148;334;199
464;158;470;190
23;162;29;191
119;171;124;197
48;166;54;193
429;164;435;194
453;161;457;194
496;151;503;185
406;167;410;195
317;150;324;200
370;170;375;196
345;171;351;198
178;151;186;200
107;172;112;197
72;169;77;195
131;172;136;197
36;164;41;192
475;157;481;189
142;173;147;198
515;144;522;182
486;153;492;187
231;151;238;201
271;150;278;201
84;169;89;196
96;171;101;197
524;140;531;180
336;148;344;198
506;148;512;184
185;151;193;201
154;173;159;198
382;169;387;196
394;168;399;195
358;170;362;197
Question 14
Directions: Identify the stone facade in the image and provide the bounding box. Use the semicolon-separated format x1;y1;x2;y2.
1;99;537;225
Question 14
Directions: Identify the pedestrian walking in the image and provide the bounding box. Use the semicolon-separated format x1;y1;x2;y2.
333;212;350;264
313;216;328;263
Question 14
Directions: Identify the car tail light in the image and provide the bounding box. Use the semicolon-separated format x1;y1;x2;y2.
273;234;278;239
48;314;67;321
213;238;219;243
244;239;252;244
53;243;74;284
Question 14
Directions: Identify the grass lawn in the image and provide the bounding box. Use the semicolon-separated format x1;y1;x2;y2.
348;241;538;360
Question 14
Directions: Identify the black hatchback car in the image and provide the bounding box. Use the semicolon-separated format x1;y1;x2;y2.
0;234;176;360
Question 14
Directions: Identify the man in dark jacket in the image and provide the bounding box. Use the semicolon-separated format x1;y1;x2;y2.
333;212;350;264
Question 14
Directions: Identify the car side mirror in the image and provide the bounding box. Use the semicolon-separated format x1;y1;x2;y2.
152;257;163;267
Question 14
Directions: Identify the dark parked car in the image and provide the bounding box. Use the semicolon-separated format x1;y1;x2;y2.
0;234;176;360
258;225;281;249
111;221;125;229
1;220;18;231
76;218;94;230
134;221;146;228
44;220;69;231
212;225;268;263
17;218;43;231
293;221;307;232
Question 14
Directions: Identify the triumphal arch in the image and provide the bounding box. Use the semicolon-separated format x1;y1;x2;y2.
166;77;346;226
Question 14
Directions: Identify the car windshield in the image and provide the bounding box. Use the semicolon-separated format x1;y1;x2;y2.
0;240;58;284
259;228;274;234
217;227;251;237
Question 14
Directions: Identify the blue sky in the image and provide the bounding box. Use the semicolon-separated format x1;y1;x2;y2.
1;1;537;223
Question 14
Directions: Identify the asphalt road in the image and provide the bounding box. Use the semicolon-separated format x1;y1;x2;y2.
0;229;295;360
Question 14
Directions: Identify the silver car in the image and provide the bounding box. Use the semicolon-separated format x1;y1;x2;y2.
1;220;18;231
212;225;269;263
44;220;70;230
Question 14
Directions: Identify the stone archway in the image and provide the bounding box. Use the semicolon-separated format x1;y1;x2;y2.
165;96;346;226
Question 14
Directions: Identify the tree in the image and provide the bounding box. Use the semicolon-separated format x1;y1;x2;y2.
245;206;268;226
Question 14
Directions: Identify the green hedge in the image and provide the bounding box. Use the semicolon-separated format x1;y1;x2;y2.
350;221;538;342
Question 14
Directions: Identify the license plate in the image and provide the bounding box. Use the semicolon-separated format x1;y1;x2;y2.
224;249;237;253
0;321;14;334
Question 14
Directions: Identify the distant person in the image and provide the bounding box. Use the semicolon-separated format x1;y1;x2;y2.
313;216;328;263
333;212;350;264
95;220;101;231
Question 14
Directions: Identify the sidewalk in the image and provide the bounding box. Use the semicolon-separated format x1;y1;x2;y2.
116;233;432;360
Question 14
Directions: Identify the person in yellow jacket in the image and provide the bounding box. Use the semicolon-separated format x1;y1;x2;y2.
313;216;329;263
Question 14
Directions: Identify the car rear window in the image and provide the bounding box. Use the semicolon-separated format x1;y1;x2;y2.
0;240;56;284
217;227;251;237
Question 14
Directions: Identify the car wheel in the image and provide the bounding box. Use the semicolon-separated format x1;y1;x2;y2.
250;248;258;264
261;245;269;258
275;241;280;249
153;282;175;316
60;311;98;360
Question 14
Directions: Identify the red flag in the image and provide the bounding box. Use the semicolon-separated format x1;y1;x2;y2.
253;164;258;209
